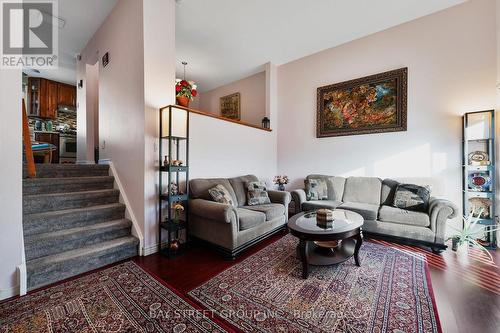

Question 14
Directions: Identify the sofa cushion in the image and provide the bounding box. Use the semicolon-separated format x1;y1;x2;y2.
379;205;430;227
306;175;346;200
381;179;400;206
302;200;342;211
229;175;259;206
338;202;378;221
342;177;382;205
190;178;237;207
208;184;236;206
243;204;285;221
304;178;328;200
236;208;266;230
246;181;271;206
393;184;430;212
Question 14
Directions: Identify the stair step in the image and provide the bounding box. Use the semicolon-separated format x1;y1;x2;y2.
23;164;109;179
23;176;115;195
24;219;132;261
27;236;139;291
23;203;126;236
23;189;120;215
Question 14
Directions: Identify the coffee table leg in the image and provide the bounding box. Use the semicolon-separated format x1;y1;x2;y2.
299;239;309;279
354;231;363;267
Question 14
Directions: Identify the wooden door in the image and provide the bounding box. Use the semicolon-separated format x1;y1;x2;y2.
44;80;58;119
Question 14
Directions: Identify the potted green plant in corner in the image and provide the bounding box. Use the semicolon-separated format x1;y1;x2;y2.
175;79;197;108
447;208;498;261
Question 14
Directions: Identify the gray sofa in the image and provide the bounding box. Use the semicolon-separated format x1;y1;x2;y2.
291;175;459;252
189;175;291;258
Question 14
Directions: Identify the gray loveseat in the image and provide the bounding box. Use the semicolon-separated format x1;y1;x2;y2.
189;175;291;258
291;175;459;252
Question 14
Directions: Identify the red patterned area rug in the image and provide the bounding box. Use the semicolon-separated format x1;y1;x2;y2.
0;261;228;333
189;235;441;333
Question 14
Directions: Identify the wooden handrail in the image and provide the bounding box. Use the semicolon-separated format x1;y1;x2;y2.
164;105;272;132
22;99;36;178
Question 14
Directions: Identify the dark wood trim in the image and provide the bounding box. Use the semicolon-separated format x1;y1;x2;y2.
162;104;272;132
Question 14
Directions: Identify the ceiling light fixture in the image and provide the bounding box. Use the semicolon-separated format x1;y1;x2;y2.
182;61;188;80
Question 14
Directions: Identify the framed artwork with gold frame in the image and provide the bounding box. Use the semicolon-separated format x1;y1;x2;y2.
317;68;407;138
220;92;241;120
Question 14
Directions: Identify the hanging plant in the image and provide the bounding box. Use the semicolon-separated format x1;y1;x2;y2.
175;80;197;100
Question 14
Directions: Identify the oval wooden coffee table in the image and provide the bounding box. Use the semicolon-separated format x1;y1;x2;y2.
288;209;364;279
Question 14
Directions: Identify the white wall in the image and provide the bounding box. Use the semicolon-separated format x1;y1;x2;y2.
0;69;24;299
277;0;497;221
77;0;176;252
198;71;266;126
189;113;277;184
78;0;146;240
143;0;176;250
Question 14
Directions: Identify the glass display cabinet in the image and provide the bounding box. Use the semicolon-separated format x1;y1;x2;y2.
462;110;496;249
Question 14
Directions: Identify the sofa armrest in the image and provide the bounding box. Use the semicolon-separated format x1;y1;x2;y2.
291;189;307;213
429;197;459;244
188;199;237;224
267;190;291;206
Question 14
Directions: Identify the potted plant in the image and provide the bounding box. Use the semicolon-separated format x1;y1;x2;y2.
447;208;498;261
273;175;289;191
175;79;197;107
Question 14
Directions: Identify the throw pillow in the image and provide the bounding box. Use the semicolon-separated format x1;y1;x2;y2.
393;183;430;212
208;184;235;206
304;178;328;201
246;181;271;206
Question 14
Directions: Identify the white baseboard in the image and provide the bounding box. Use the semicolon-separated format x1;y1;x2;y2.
143;241;168;256
0;285;19;300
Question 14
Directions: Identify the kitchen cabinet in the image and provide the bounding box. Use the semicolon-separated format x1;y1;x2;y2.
35;132;59;163
27;78;56;119
27;77;43;117
45;80;58;119
57;83;76;107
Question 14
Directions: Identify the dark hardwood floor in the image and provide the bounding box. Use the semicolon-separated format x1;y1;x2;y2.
135;232;500;333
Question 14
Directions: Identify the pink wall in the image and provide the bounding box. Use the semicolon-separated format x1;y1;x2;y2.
198;71;266;126
77;0;176;253
0;69;23;299
277;0;497;231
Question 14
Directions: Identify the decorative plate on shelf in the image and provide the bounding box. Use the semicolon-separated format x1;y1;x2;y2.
468;172;491;191
468;151;490;166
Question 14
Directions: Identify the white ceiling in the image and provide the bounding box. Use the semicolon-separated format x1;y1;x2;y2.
26;0;118;85
176;0;465;92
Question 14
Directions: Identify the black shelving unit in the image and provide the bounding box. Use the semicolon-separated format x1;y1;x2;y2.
462;110;496;250
159;105;190;257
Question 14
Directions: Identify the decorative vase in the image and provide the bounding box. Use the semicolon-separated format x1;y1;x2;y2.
278;184;286;191
451;237;459;251
176;96;190;107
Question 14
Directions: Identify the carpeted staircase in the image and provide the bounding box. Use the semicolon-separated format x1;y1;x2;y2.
23;164;139;291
